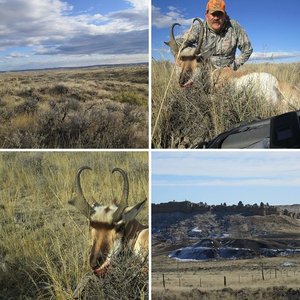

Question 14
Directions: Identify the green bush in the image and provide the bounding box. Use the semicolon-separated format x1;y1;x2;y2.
113;91;147;106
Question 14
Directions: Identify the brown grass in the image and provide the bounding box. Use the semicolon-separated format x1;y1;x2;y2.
0;64;148;148
0;152;148;299
152;255;300;300
151;61;300;148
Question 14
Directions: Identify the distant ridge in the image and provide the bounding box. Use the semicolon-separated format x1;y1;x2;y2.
153;200;300;218
0;62;148;73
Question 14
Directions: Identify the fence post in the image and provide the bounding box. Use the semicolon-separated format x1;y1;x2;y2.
261;263;265;281
275;268;277;279
200;278;202;287
162;273;165;289
224;276;227;287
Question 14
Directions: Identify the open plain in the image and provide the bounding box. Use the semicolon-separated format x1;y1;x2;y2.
0;64;148;148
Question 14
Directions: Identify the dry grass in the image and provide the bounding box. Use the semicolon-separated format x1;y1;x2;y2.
152;255;300;300
0;64;148;148
0;152;148;299
151;61;300;148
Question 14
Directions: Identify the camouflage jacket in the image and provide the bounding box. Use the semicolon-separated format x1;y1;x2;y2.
179;17;253;70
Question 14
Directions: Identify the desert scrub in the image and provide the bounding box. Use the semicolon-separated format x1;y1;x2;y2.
0;64;148;148
112;90;147;106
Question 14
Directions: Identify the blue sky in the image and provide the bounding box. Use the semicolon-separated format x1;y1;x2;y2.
152;0;300;63
152;151;300;206
0;0;148;71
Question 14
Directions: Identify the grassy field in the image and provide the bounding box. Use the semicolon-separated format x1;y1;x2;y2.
0;152;148;299
151;61;300;148
152;253;300;300
0;64;148;148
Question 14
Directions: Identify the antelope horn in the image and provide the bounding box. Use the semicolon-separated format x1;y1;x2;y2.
68;166;95;218
112;167;129;206
164;22;181;56
112;167;129;222
193;18;204;56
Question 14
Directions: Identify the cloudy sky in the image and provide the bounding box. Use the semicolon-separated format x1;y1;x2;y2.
152;151;300;206
152;0;300;63
0;0;148;71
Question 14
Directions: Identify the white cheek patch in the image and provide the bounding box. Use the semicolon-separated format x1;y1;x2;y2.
107;236;123;259
90;204;118;223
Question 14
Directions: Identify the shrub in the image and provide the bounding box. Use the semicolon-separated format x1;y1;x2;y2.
113;91;147;106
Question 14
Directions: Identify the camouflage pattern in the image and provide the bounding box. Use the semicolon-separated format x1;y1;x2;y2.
178;17;253;70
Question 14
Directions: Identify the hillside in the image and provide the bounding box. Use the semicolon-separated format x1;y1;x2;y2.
152;201;300;299
152;201;300;257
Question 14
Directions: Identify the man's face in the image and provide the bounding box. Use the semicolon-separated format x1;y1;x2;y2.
205;10;226;32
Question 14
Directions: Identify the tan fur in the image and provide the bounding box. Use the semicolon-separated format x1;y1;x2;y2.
89;223;119;268
133;228;148;258
88;205;148;274
123;219;148;258
278;81;300;109
176;56;298;107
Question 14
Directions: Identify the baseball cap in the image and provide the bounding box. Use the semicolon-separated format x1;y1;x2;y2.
206;0;225;13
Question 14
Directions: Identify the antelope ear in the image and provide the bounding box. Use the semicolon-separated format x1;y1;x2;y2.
116;199;147;225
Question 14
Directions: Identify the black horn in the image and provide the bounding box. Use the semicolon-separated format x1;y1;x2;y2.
68;166;95;218
193;18;204;56
112;167;129;205
112;167;129;222
164;22;181;56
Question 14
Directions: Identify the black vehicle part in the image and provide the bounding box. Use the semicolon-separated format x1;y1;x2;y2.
202;110;300;149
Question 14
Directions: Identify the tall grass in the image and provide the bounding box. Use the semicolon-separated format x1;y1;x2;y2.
151;60;300;148
0;152;148;299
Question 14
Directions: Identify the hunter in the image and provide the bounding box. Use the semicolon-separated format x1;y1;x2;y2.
179;0;253;71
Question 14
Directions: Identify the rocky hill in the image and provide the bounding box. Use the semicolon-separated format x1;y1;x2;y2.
152;201;300;218
152;201;300;257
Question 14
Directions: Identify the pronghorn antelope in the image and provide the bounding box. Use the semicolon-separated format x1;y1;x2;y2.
68;166;148;277
165;19;300;107
165;18;209;88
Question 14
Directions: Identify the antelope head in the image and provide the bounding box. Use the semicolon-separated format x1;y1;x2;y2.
68;166;147;276
165;18;209;87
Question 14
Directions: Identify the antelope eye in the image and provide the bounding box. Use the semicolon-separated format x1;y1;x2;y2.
115;223;125;233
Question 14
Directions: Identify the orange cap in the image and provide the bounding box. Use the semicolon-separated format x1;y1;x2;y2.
206;0;226;13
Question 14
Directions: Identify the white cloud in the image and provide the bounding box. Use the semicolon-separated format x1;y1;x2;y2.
126;0;148;11
152;152;300;185
152;5;193;29
0;53;148;71
250;51;300;61
0;0;148;70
